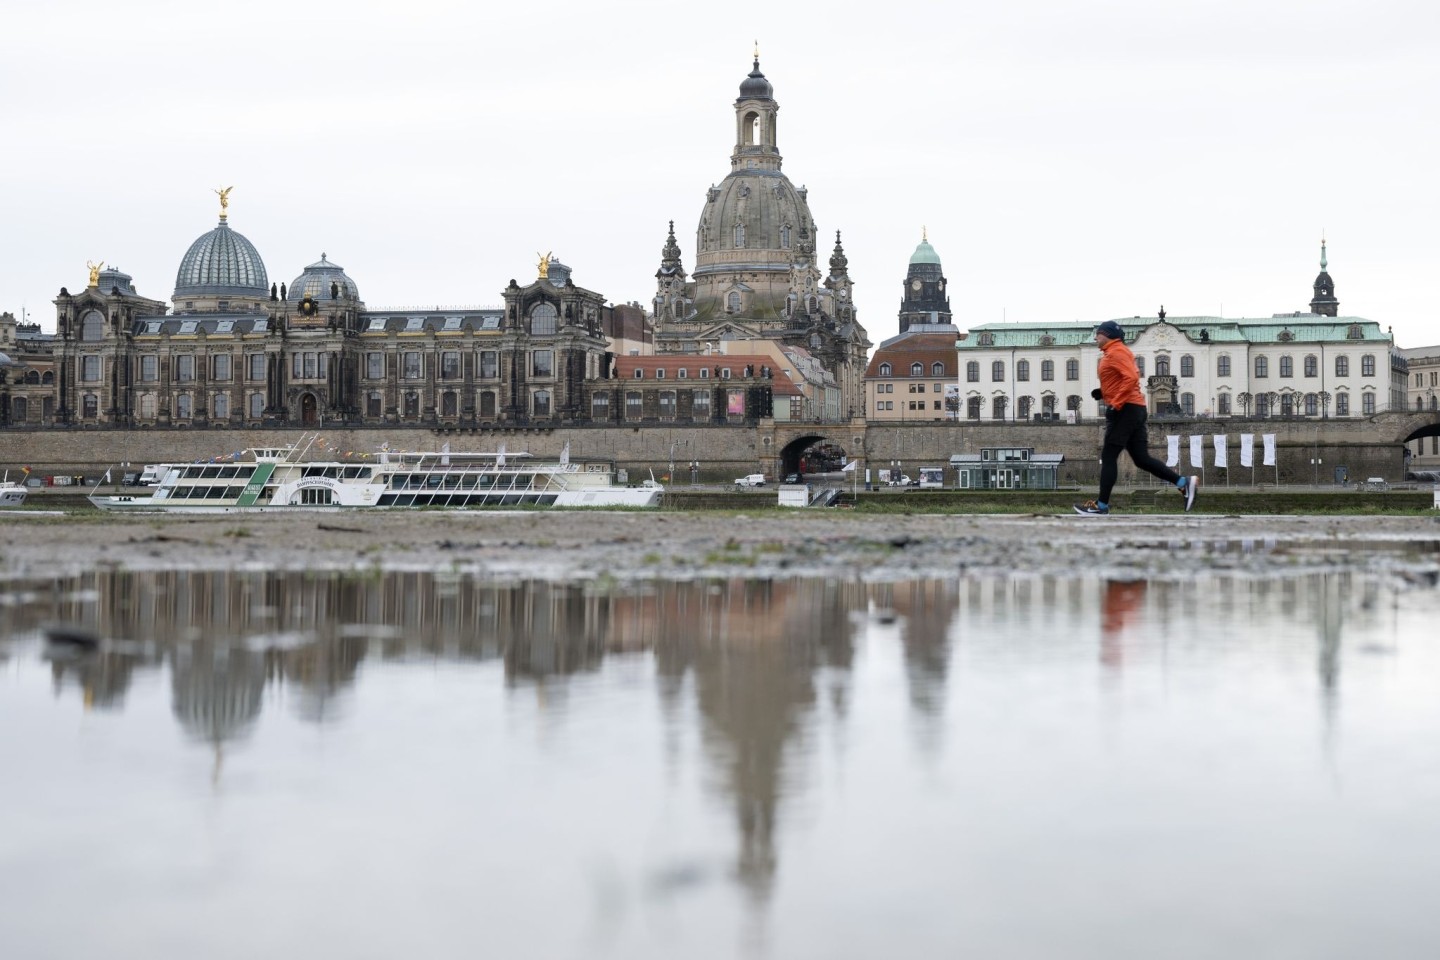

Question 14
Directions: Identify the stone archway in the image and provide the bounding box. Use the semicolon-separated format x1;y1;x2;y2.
1399;413;1440;478
778;433;849;480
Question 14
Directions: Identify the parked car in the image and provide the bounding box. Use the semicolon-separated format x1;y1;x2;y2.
734;474;766;487
122;472;141;486
783;473;802;485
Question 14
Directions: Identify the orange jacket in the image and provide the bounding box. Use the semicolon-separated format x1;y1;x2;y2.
1097;337;1146;409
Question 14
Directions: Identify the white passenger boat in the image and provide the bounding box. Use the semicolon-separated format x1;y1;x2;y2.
0;480;27;508
88;439;662;512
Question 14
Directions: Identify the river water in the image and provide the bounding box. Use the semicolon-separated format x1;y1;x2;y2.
2;569;1438;959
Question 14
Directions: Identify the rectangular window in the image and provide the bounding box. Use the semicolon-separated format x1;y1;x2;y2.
212;354;231;381
592;392;610;420
176;355;194;382
1361;355;1376;377
1336;393;1349;416
532;389;551;416
248;353;266;381
1254;356;1268;378
403;352;422;379
292;354;303;379
1362;392;1375;415
1041;360;1054;381
1335;356;1349;377
692;389;711;419
367;352;384;379
626;391;643;420
532;349;554;378
966;361;979;383
141;355;158;382
1218;394;1231;415
1217;355;1231;377
305;353;319;379
248;393;264;418
659;390;676;419
479;350;498;379
991;361;1005;382
440;351;460;380
1066;359;1080;381
81;355;101;382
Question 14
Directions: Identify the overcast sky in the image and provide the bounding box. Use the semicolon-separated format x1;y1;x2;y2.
2;0;1436;348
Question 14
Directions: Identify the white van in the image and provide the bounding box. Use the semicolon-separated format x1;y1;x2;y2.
138;465;164;486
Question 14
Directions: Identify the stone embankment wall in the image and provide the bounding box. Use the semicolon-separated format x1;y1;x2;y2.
0;415;1410;485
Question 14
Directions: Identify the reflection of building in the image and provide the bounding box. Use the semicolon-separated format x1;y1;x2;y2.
955;246;1406;422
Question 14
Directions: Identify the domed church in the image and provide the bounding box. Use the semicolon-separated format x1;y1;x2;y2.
651;55;871;418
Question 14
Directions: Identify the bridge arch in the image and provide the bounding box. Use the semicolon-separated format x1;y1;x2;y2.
778;432;851;478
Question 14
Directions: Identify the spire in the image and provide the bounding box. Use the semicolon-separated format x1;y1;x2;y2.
1320;236;1328;272
1310;236;1338;316
829;230;849;277
661;220;681;265
922;225;928;242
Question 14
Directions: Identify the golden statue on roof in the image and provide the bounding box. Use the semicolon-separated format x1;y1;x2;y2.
537;251;552;279
214;185;233;220
86;260;104;287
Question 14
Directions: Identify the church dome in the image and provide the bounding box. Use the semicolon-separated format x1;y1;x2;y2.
909;238;941;266
738;59;773;100
288;254;360;302
174;221;268;300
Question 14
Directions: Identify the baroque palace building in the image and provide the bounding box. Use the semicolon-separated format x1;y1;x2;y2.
952;243;1407;422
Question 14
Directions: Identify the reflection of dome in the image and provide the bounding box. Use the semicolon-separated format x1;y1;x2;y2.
288;254;360;302
738;58;773;100
174;220;268;300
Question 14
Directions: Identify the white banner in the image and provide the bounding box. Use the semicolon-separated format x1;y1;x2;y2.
1166;435;1180;468
1189;435;1204;468
1262;434;1277;466
1239;433;1254;468
1213;434;1228;468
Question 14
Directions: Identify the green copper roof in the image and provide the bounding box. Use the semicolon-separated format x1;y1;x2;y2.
956;316;1389;350
909;239;941;265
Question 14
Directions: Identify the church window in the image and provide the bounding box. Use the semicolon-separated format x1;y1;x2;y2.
529;303;558;335
734;223;745;248
176;355;194;382
1254;356;1268;378
991;361;1005;382
1017;360;1030;382
81;355;101;382
532;350;554;378
591;392;610;420
1304;355;1318;377
1279;355;1293;378
781;225;791;248
1066;359;1080;381
532;389;551;417
879;363;891;377
213;394;229;420
932;362;945;377
213;354;231;381
140;355;158;382
81;310;104;341
966;361;979;383
1335;355;1349;377
912;362;924;377
626;391;643;420
1041;360;1054;381
1361;354;1376;377
727;292;741;313
1217;354;1231;377
1180;355;1194;378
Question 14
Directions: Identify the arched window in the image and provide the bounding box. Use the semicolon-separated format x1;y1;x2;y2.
991;361;1005;382
733;223;745;248
532;389;551;416
992;396;1007;419
41;371;53;385
879;363;891;376
1254;355;1269;378
966;361;979;383
1041;360;1054;381
1155;356;1170;376
24;370;39;385
966;396;981;419
1018;396;1033;419
1042;394;1057;414
727;292;741;313
1335;355;1349;377
1304;355;1318;377
1335;392;1349;416
1180;355;1194;377
1217;354;1231;377
1279;355;1293;378
1017;360;1030;382
1280;393;1294;417
1181;393;1194;416
780;225;791;248
911;362;924;377
213;394;229;420
81;309;104;341
932;362;945;377
529;303;558;335
1432;395;1438;412
1361;354;1376;377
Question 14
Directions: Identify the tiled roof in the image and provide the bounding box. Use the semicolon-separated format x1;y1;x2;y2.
957;316;1392;350
866;332;958;377
613;355;802;395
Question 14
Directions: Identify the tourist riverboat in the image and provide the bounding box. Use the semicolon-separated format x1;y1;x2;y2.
0;480;27;508
88;439;662;513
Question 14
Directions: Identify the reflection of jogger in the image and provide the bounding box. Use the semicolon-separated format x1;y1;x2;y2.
1075;320;1199;516
1100;579;1146;668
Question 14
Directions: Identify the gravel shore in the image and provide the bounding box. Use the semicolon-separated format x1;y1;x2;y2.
3;510;1438;584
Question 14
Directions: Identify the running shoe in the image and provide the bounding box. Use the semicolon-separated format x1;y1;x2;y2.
1073;500;1110;516
1184;476;1200;512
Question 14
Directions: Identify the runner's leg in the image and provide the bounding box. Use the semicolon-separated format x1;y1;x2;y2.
1124;408;1182;485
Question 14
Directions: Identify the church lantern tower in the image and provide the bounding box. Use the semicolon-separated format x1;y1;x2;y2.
1309;239;1339;316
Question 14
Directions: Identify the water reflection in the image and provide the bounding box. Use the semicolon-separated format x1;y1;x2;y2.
2;568;1438;956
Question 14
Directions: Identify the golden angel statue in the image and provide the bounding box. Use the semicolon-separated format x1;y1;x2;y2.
537;251;552;279
215;185;234;218
86;260;105;287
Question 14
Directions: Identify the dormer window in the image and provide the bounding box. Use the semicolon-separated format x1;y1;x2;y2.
656;368;665;379
978;332;994;346
721;368;731;379
879;363;891;376
699;368;709;379
677;368;687;379
634;369;644;379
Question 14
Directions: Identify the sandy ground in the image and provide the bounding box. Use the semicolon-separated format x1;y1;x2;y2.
3;510;1439;584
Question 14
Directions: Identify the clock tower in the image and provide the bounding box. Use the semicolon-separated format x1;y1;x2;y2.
1309;239;1339;316
898;231;952;333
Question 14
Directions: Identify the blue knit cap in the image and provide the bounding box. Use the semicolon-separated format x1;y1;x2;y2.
1095;320;1125;341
